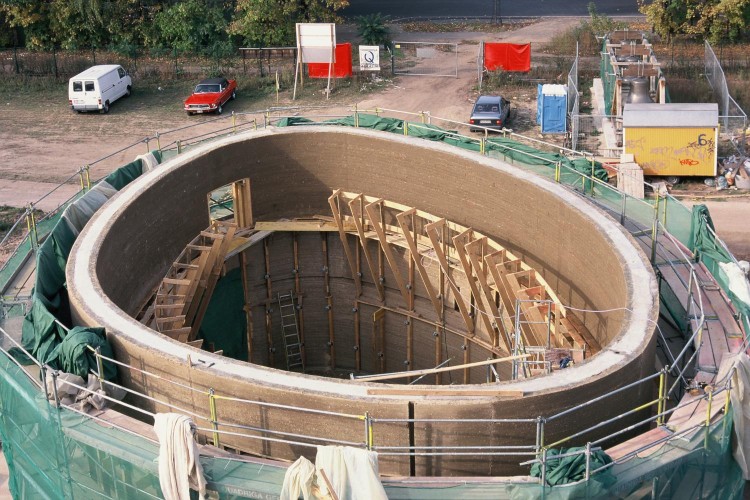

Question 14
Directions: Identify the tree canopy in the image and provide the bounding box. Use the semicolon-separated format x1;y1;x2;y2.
639;0;750;44
0;0;349;52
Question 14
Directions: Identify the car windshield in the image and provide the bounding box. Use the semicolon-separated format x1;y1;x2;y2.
195;84;221;93
474;103;500;114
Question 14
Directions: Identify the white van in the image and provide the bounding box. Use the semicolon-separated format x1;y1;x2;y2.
68;64;132;113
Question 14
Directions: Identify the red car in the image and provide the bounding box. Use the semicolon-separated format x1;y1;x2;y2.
184;77;237;115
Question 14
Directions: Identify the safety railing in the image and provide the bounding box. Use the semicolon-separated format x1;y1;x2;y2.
1;104;743;483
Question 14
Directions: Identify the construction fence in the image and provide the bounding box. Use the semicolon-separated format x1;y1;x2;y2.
1;106;748;498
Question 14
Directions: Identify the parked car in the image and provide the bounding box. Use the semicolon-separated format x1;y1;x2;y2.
184;77;237;115
68;64;131;113
469;95;511;132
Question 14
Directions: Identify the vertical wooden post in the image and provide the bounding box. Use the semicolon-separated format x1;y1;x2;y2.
263;239;274;367
293;233;306;365
239;251;254;362
322;233;335;370
406;248;415;382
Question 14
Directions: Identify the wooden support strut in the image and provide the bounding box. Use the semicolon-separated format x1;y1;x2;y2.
349;196;385;301
452;229;497;344
465;237;512;353
321;233;336;369
292;233;306;365
424;219;475;334
364;199;412;307
264;238;275;367
328;190;361;296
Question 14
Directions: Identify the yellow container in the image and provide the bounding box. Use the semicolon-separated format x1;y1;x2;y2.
624;126;718;176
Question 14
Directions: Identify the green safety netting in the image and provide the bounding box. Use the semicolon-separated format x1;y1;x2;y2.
276;113;610;182
197;268;248;361
16;153;161;381
530;448;616;487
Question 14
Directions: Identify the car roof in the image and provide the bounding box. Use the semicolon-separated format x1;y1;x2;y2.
71;65;122;80
475;95;503;104
198;77;227;85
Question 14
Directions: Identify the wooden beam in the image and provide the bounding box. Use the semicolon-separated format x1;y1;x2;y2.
322;233;336;369
349;195;385;301
239;251;254;362
364;199;412;307
424;219;474;334
396;208;443;320
231;178;253;229
465;237;512;353
264;238;274;368
254;220;354;232
292;233;306;367
453;229;496;343
328;190;361;296
354;354;529;382
367;388;525;397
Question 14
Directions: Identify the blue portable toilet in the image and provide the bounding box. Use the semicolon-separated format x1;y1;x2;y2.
536;84;567;134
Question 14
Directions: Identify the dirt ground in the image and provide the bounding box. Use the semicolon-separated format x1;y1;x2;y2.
1;18;749;261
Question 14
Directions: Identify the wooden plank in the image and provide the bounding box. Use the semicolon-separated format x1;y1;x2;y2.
561;313;601;354
606;426;672;461
367;388;525;397
162;278;191;286
356;354;529;382
161;327;192;339
254;220;353;232
186;339;204;348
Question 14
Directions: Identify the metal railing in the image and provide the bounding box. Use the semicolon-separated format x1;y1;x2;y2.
0;104;743;483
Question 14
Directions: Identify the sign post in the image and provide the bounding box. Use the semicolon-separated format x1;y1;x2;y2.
294;23;336;100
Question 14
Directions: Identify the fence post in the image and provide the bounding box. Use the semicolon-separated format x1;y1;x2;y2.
540;447;547;487
555;161;561;183
657;366;667;425
232;111;237;133
364;412;372;450
620;192;627;225
26;206;39;252
95;346;105;386
480;137;486;156
176;140;182;154
13;45;19;74
156;132;161;151
50;369;61;408
354;103;359;127
584;442;591;480
144;137;150;153
52;47;58;79
209;388;220;448
650;194;660;264
403;121;408;136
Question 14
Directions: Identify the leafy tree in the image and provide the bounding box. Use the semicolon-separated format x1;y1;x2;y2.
356;13;390;46
152;0;230;54
230;0;349;47
639;0;750;44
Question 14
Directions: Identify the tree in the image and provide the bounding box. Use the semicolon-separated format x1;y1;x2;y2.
152;0;230;54
356;13;390;46
639;0;750;44
230;0;349;47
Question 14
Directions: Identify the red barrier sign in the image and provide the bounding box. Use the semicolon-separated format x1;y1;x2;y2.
483;42;531;72
308;43;353;78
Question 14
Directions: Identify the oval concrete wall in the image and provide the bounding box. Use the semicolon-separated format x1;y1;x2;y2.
67;127;658;476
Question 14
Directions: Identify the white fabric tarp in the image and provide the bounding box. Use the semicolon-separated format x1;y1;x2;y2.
279;446;387;500
154;413;207;500
61;180;118;236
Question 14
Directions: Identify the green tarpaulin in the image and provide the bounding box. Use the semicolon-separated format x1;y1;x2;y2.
531;447;616;487
197;268;248;361
47;326;117;380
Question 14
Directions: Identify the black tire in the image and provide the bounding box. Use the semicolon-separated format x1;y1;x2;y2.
217;104;223;115
231;90;236;100
101;101;110;114
186;111;193;116
125;86;132;97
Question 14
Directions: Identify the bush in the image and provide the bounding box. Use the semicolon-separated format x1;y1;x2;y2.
357;13;390;47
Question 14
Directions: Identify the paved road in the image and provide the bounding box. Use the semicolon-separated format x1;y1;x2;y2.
342;0;641;19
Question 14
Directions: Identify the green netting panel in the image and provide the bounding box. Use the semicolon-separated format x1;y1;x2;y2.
662;196;693;249
197;268;248;361
601;41;615;115
103;159;142;191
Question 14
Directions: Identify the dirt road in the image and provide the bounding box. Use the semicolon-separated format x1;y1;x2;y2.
1;18;748;262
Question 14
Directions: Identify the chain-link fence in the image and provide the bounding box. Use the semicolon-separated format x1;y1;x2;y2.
705;40;747;152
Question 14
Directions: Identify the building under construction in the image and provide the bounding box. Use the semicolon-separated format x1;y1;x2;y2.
0;109;747;498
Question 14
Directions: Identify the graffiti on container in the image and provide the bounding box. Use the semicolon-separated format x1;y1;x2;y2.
687;134;715;154
625;137;646;151
679;159;700;166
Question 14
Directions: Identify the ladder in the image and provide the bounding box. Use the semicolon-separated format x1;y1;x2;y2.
277;291;304;371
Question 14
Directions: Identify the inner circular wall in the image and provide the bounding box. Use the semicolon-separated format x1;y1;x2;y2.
67;127;658;476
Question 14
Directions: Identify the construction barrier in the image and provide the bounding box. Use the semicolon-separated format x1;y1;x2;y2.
483;42;531;72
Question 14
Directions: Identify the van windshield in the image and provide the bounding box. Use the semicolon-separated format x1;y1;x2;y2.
73;81;82;92
85;81;95;92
